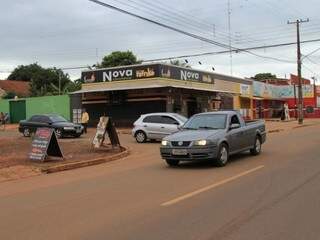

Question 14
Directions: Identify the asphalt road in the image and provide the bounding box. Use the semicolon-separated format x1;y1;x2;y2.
1;125;320;240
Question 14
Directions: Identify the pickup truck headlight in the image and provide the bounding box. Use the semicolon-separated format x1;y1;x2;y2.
161;140;169;146
194;140;207;146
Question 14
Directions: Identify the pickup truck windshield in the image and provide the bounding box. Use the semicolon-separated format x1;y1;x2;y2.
183;114;227;130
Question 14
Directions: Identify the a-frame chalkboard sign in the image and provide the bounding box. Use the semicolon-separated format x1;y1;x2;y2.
29;128;63;161
92;116;120;149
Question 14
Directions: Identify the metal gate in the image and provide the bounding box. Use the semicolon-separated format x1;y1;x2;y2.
9;100;26;123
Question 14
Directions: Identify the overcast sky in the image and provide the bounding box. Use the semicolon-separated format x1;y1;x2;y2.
1;0;320;82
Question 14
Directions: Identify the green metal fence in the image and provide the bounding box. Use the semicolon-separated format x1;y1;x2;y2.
0;95;71;123
26;95;70;120
0;99;10;114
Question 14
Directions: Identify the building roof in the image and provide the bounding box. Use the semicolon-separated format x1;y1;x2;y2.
0;80;30;97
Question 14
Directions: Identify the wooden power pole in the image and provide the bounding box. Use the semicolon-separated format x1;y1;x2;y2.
288;19;309;124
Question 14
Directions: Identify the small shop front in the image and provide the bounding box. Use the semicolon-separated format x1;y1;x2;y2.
73;63;253;126
252;81;319;118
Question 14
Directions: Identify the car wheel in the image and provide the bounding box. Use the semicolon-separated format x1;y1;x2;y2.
23;128;30;137
135;131;147;143
55;129;63;139
215;143;229;167
250;136;262;155
165;159;180;166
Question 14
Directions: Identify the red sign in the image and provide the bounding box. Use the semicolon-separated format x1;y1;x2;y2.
316;86;320;96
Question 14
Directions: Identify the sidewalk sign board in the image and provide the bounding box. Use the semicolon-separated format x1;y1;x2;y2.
29;128;63;161
92;116;120;148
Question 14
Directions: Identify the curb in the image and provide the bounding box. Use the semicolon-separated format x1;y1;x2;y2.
41;146;130;174
268;129;284;133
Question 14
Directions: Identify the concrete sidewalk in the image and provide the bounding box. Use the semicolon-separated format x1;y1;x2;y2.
266;119;320;133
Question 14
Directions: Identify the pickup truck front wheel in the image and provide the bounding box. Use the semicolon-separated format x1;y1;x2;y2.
250;136;262;155
215;143;229;167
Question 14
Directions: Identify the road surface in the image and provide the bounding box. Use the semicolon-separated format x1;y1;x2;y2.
1;125;320;240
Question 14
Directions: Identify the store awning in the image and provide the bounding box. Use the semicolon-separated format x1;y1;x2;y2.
252;96;264;100
71;84;238;95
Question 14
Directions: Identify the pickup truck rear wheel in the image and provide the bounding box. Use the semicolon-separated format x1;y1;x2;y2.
250;136;262;155
165;159;180;167
215;143;229;167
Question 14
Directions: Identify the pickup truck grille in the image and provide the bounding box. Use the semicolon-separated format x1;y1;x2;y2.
171;141;191;147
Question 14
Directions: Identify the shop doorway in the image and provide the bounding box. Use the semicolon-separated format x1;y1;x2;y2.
187;100;198;117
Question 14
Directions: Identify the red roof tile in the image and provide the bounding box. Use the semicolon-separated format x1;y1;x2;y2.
0;80;30;97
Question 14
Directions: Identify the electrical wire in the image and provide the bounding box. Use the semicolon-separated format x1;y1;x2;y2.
88;0;294;64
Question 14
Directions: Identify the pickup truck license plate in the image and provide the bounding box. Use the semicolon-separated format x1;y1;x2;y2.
172;149;188;156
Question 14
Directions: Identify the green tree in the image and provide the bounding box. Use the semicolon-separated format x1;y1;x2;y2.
252;73;277;81
8;63;74;96
7;63;43;81
2;91;16;99
99;51;142;68
169;59;190;68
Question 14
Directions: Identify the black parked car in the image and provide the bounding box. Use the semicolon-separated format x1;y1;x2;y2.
19;114;84;138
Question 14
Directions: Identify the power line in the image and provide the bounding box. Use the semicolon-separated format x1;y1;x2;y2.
88;0;295;64
143;38;320;63
302;46;320;60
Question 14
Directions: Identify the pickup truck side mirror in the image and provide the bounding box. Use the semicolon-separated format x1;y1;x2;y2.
229;123;240;130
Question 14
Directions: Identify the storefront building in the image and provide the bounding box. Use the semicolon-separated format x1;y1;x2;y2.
73;63;253;126
253;81;319;118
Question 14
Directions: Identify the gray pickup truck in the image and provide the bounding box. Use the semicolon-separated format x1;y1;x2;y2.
160;111;266;167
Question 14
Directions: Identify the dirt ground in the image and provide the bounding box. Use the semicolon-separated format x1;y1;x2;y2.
1;119;320;183
0;128;123;182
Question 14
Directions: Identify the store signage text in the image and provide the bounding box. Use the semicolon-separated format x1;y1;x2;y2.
180;70;200;81
136;68;155;78
103;69;133;82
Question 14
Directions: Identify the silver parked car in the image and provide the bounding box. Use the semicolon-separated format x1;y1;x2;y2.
132;113;188;143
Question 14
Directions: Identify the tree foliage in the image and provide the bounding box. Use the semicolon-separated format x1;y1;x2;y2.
7;63;43;81
99;51;142;68
7;63;79;97
252;73;277;81
2;92;16;99
169;59;190;68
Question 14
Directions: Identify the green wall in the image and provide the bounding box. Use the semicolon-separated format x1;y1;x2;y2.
26;95;70;120
0;99;10;114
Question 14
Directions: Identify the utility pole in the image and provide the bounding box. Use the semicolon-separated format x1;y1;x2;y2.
58;71;61;95
227;0;233;75
287;18;309;124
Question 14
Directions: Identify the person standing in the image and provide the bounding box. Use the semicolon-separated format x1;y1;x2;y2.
0;112;4;130
81;109;89;134
284;102;290;121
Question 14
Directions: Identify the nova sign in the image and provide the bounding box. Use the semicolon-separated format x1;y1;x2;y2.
103;69;133;82
180;70;200;81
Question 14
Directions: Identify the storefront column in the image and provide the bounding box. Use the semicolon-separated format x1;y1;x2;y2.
166;95;174;112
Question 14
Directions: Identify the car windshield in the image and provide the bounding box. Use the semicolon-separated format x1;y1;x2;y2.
49;115;68;123
173;114;188;123
182;114;227;130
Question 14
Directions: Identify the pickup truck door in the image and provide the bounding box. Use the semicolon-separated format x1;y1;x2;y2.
227;114;246;153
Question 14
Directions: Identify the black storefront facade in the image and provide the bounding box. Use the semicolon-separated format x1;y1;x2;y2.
72;63;252;126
